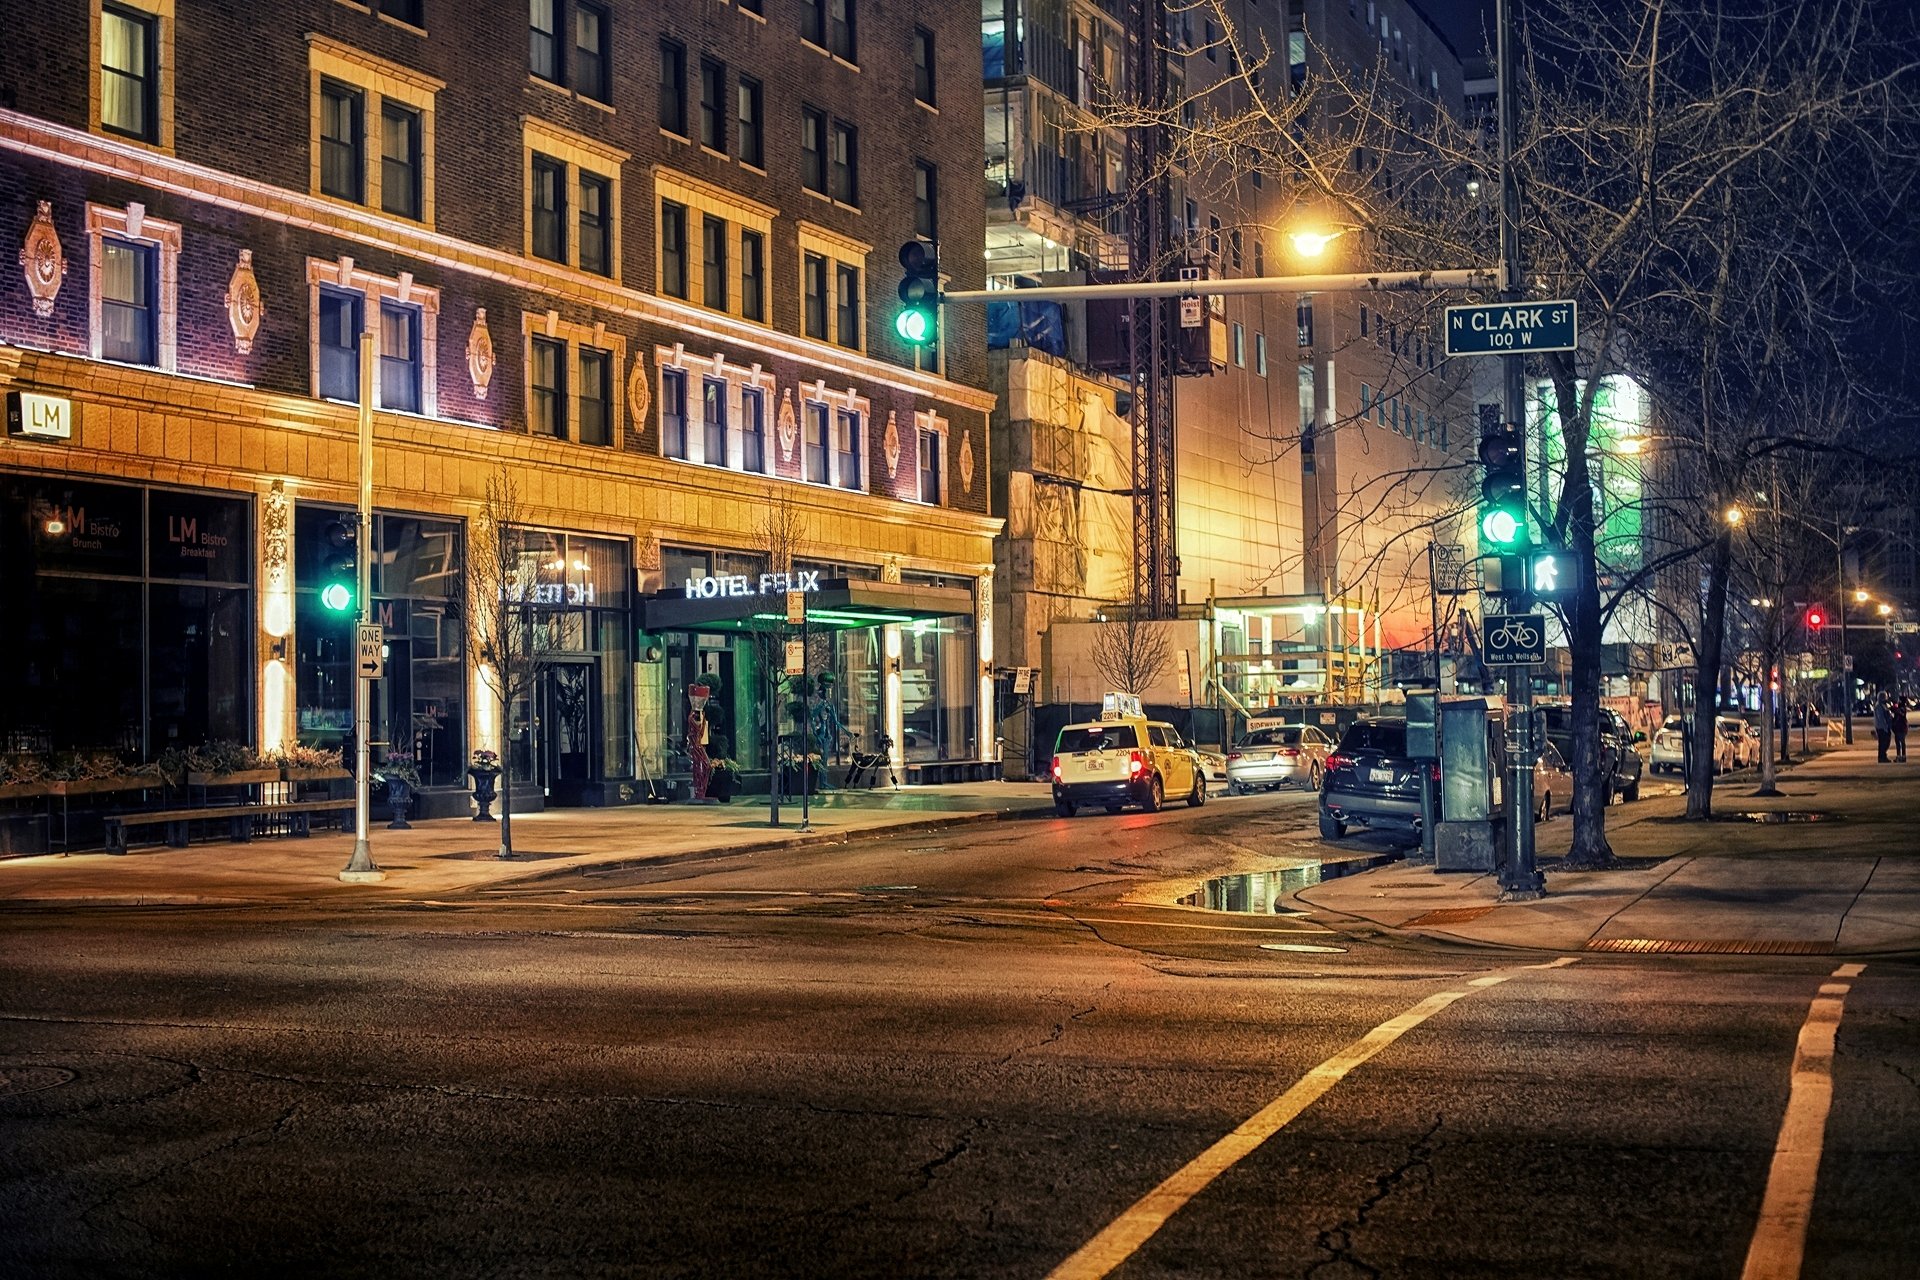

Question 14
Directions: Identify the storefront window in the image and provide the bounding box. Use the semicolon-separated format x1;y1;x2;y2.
900;573;977;763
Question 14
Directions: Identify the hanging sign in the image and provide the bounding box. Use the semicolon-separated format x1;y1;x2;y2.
6;391;72;440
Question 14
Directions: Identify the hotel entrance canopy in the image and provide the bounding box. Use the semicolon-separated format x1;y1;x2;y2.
637;576;974;634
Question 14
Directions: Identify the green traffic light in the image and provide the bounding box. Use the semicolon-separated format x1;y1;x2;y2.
895;308;933;344
320;581;354;613
1481;508;1524;548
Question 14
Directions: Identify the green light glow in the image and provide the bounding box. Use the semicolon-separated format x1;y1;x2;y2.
320;581;353;612
895;309;933;343
1481;508;1523;547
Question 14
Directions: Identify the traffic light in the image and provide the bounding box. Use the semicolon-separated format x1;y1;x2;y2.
1528;546;1574;598
1478;420;1528;552
321;517;357;614
895;239;940;347
1805;605;1826;632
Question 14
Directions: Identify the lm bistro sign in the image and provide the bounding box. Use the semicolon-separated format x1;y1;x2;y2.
6;391;73;440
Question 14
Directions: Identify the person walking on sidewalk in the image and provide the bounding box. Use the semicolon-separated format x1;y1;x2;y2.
1875;695;1893;763
1896;699;1910;762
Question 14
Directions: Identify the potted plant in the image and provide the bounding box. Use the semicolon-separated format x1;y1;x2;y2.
379;750;422;829
707;757;741;803
182;740;278;788
275;743;348;781
467;748;502;822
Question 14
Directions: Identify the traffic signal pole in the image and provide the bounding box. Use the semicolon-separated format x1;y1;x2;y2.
340;330;383;883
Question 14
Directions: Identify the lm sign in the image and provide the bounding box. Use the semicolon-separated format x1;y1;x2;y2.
6;391;73;440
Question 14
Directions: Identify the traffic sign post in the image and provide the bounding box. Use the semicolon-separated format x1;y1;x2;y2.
1484;613;1547;666
1444;300;1578;356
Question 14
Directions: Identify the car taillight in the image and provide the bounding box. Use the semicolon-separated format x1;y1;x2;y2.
1430;761;1442;784
1128;750;1147;777
1050;755;1062;782
1326;753;1352;771
1278;747;1299;757
1227;751;1242;760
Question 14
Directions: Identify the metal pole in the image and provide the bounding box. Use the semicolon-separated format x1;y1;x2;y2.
341;329;383;882
938;267;1501;305
798;610;811;833
1837;524;1852;743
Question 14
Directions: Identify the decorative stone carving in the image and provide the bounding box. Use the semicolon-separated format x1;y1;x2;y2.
263;480;290;595
19;201;66;318
636;533;662;572
777;389;798;464
223;250;263;354
626;354;649;431
959;428;976;495
466;308;495;400
883;411;901;480
881;555;902;585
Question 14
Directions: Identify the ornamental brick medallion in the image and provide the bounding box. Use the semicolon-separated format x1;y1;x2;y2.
777;389;798;463
263;480;290;596
626;353;648;429
224;250;263;353
19;201;66;318
466;308;495;400
883;411;901;479
959;428;975;495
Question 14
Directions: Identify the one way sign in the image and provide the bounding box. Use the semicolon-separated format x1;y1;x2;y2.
356;622;384;680
1444;300;1578;357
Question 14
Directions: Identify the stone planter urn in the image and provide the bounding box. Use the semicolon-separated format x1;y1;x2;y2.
382;775;415;829
469;767;500;822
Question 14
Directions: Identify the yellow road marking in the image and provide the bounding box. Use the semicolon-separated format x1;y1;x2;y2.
1047;956;1580;1279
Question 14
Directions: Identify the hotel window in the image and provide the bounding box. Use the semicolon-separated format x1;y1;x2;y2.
913;161;938;241
829;0;856;61
579;347;612;446
578;172;611;276
804;402;830;483
1255;332;1268;376
829;121;858;205
100;3;160;143
530;0;560;81
703;378;728;467
380;301;422;413
801;107;826;194
917;423;944;504
661;367;688;458
741;388;767;472
529;335;564;435
740;230;765;321
661;200;689;298
318;289;363;401
532;1;608;102
802;0;825;46
835;263;862;351
913;27;935;106
381;100;422;220
99;238;157;366
572;2;608;102
320;79;364;202
659;39;687;135
736;76;764;168
835;409;862;491
531;154;566;263
803;252;829;340
702;215;728;309
700;59;725;152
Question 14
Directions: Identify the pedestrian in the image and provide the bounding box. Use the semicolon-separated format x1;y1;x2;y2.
1874;695;1892;763
1896;699;1910;763
687;696;713;801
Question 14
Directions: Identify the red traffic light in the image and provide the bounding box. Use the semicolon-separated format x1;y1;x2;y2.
1805;607;1826;630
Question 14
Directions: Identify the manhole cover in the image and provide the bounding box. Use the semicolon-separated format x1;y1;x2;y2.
1259;942;1347;954
0;1065;75;1096
1714;811;1833;824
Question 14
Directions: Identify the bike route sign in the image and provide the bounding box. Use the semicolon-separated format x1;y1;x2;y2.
1484;612;1547;666
1444;301;1578;356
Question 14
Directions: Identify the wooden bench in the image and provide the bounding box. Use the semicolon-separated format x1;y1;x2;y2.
103;799;357;855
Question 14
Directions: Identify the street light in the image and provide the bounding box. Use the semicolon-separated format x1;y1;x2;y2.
1724;506;1744;526
1289;229;1344;257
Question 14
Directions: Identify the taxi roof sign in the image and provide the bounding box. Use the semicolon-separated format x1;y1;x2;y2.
1100;692;1144;720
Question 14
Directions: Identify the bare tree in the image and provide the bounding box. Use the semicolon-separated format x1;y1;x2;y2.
1088;596;1175;696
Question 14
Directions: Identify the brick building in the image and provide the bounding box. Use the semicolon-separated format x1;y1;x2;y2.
0;0;999;819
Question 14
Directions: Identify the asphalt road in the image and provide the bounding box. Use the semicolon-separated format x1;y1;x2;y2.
2;789;1914;1278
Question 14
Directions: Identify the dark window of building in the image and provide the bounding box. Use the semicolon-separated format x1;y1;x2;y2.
703;377;728;467
913;26;935;105
802;0;825;47
578;171;611;276
318;288;363;401
100;3;159;142
803;252;828;339
736;76;763;168
801;106;826;193
579;346;612;445
531;153;566;262
99;237;156;366
804;402;829;483
380;100;422;220
380;0;423;25
914;160;938;240
379;302;422;413
702;215;728;310
835;263;861;350
573;2;609;102
530;0;560;82
659;39;687;135
829;120;857;204
918;427;942;503
740;0;762;13
1230;227;1243;270
740;230;765;322
829;0;856;61
1297;297;1314;347
530;336;564;436
320;79;364;202
835;409;861;489
700;58;725;151
661;200;688;298
661;367;688;457
742;387;766;472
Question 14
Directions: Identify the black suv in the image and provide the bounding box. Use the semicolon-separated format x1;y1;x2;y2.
1319;717;1437;841
1538;705;1643;803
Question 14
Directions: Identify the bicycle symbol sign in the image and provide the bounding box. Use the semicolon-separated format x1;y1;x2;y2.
1484;612;1547;666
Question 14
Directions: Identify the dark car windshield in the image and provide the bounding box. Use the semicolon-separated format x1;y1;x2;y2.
1057;725;1138;753
1240;728;1304;747
1338;721;1406;755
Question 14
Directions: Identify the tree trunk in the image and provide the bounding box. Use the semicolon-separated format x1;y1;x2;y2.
1686;529;1733;819
1559;386;1614;870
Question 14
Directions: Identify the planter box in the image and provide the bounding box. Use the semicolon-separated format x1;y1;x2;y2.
282;766;351;782
0;781;55;801
47;775;164;797
186;768;281;787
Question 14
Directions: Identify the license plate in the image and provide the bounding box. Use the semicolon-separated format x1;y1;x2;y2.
1246;751;1270;762
1369;767;1394;784
1086;757;1108;772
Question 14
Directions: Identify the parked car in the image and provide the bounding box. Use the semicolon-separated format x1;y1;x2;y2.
1532;740;1573;822
1226;723;1334;792
1713;715;1749;772
1650;715;1688;774
1745;723;1765;766
1319;717;1437;841
1538;705;1644;802
1050;712;1205;816
1192;747;1230;783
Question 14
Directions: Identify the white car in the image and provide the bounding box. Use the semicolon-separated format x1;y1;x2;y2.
1714;716;1750;772
1650;716;1687;774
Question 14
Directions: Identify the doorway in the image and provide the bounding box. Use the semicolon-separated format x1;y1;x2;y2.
511;659;601;803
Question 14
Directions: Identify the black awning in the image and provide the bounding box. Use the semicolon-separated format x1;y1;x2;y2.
637;576;974;634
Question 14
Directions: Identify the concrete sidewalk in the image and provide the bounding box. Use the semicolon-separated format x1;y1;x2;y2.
1294;741;1920;956
0;781;1058;906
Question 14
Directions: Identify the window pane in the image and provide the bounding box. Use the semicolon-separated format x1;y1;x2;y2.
913;27;935;105
578;172;611;276
530;0;558;80
100;7;154;140
99;238;155;365
579;347;611;446
380;304;420;413
803;253;827;339
661;200;687;298
918;429;941;503
320;81;363;202
659;41;686;134
700;59;724;150
574;4;608;101
150;586;251;748
740;229;765;322
660;368;687;457
804;403;829;483
531;154;566;262
736;78;763;168
381;102;421;219
830;122;857;204
914;161;937;240
801;108;825;192
318;290;362;402
703;378;727;467
702;215;727;310
835;409;861;490
835;263;860;350
530;336;564;437
802;0;824;45
742;388;765;472
830;0;855;61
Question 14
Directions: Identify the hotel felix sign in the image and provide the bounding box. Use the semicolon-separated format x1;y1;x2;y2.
684;570;822;599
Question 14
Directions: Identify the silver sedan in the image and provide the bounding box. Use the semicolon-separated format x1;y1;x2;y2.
1226;724;1334;793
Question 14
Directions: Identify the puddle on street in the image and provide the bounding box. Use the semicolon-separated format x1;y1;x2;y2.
1716;811;1833;824
1179;857;1390;913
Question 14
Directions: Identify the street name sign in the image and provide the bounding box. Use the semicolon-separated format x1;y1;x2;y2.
356;622;384;680
1892;621;1919;635
1444;300;1578;356
1484;612;1547;666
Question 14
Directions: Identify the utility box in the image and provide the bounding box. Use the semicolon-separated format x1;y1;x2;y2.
1436;698;1507;872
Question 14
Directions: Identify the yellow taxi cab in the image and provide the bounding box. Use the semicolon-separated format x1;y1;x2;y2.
1049;693;1206;817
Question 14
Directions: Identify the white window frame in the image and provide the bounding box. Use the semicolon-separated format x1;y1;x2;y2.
308;33;442;224
913;409;948;506
86;201;180;371
92;0;175;152
652;343;777;474
522;311;628;447
306;255;440;416
799;379;870;492
523;117;629;280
